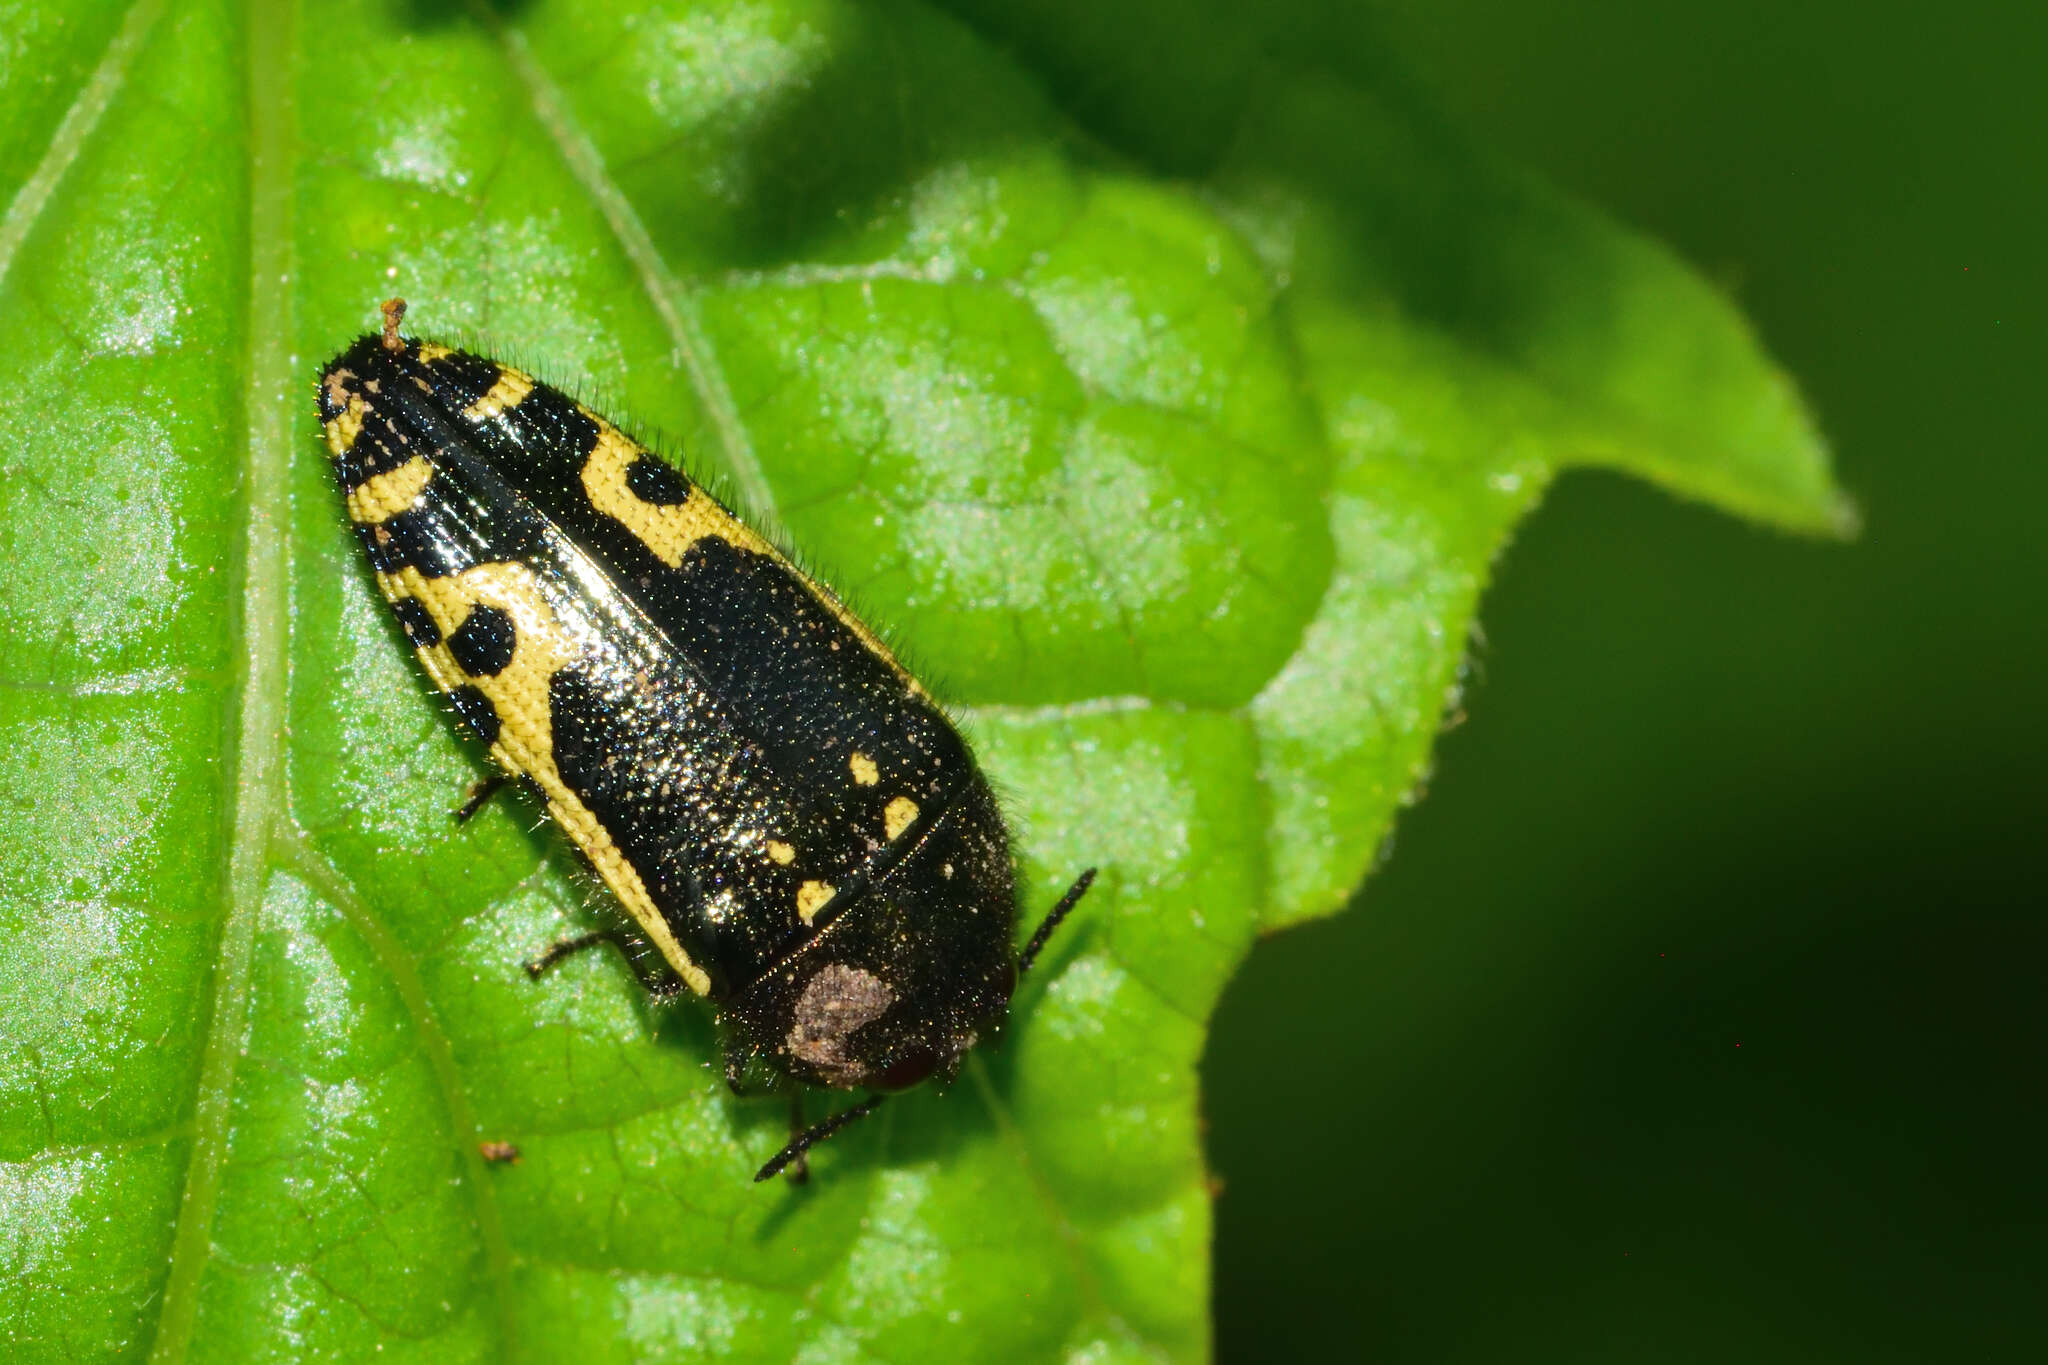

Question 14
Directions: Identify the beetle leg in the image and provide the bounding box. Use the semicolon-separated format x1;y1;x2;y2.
784;1091;811;1184
525;928;688;1000
452;774;508;824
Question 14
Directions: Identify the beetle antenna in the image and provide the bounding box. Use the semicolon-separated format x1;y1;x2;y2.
755;1093;887;1183
380;297;407;351
1018;868;1097;979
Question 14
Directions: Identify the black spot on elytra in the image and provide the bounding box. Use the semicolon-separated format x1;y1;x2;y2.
448;685;500;744
501;384;601;462
625;455;693;506
425;350;504;411
389;596;440;649
335;410;414;487
448;604;517;678
356;503;485;579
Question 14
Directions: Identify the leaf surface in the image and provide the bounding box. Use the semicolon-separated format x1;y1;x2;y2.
0;1;1844;1361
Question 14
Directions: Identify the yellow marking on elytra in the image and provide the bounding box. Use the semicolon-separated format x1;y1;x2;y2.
324;393;369;456
796;880;836;925
578;422;739;567
766;839;796;865
576;414;926;696
848;752;879;786
416;342;455;363
346;455;434;525
378;559;712;996
883;795;919;842
463;366;534;423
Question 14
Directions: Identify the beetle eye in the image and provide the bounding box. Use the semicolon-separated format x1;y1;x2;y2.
875;1047;941;1091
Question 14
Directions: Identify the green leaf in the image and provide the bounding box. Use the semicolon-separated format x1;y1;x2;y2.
0;1;1845;1362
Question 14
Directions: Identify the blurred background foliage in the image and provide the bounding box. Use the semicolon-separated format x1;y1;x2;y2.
1205;0;2046;1359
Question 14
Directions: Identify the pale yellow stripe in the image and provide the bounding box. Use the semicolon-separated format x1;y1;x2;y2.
463;366;534;422
346;455;433;525
578;415;924;695
377;560;712;996
323;393;368;456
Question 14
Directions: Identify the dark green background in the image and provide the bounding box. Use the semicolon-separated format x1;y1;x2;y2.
1206;2;2046;1359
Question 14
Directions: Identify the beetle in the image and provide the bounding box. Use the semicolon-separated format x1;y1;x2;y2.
317;300;1092;1180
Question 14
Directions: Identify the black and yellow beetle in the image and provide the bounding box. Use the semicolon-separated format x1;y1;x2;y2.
317;300;1092;1181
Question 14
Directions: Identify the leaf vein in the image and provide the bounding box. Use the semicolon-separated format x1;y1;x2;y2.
483;9;780;526
146;4;297;1358
274;827;523;1354
0;0;167;295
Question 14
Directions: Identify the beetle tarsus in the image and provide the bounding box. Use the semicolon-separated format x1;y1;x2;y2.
454;774;507;823
525;928;687;999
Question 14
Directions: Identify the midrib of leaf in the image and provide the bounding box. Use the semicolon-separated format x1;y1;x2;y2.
146;2;297;1359
482;8;781;527
0;0;166;293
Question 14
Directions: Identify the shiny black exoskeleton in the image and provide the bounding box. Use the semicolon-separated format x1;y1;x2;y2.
318;301;1092;1180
